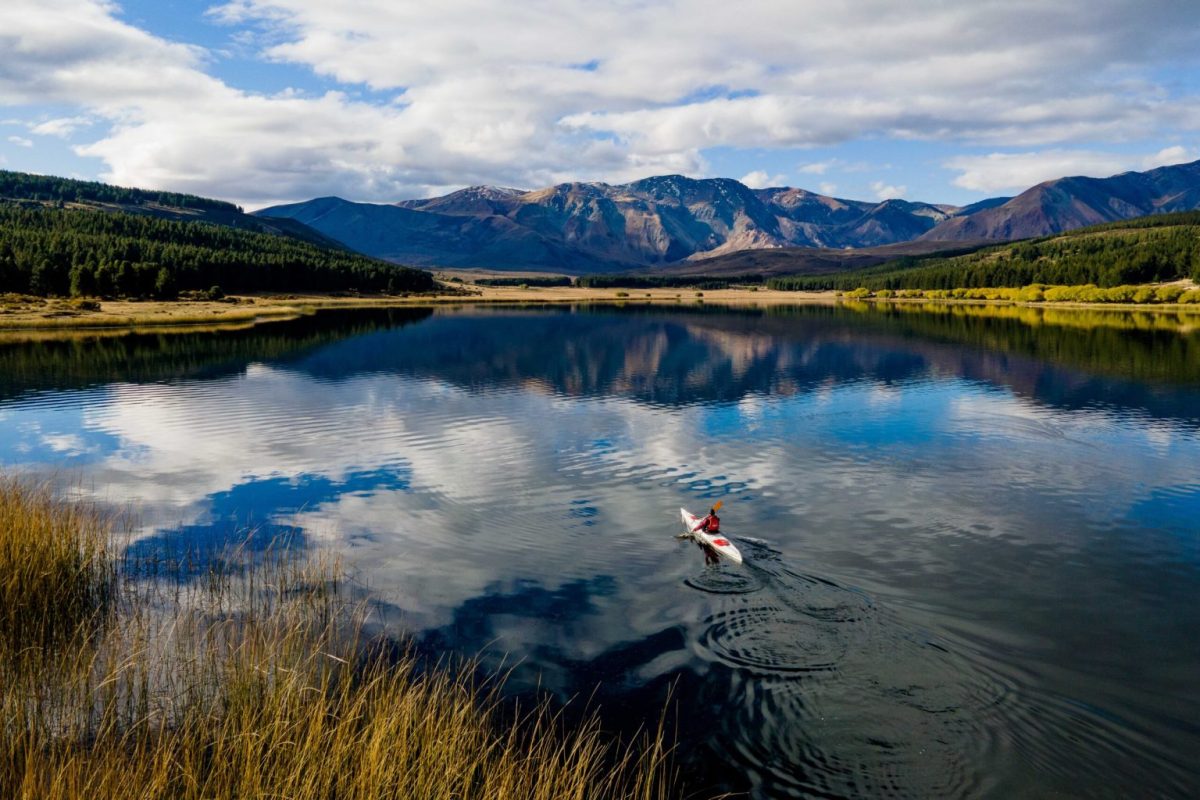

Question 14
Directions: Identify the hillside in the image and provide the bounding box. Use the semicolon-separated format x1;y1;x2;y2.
0;176;434;298
0;171;348;251
768;212;1200;291
650;240;991;278
254;195;630;273
922;160;1200;241
257;176;962;272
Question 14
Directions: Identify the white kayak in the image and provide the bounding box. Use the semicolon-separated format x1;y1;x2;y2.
680;508;743;564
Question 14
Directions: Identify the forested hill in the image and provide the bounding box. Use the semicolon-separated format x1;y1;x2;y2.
0;170;352;251
0;203;434;298
0;170;241;212
767;212;1200;291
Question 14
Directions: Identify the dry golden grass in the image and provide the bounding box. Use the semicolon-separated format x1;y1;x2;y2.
0;286;838;333
0;481;677;800
0;477;114;651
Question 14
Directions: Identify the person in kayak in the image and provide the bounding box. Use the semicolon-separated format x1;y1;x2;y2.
692;505;721;534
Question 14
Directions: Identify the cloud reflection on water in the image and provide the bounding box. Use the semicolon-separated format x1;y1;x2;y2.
1;305;1199;797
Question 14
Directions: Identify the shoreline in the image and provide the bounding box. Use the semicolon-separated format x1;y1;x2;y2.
3;285;1200;336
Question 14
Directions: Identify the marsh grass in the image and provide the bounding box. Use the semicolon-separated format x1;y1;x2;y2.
0;478;115;652
0;481;677;800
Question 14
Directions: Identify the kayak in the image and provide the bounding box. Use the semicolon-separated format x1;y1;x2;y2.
680;508;743;564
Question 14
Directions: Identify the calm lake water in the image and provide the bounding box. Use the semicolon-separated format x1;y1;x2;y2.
2;303;1199;798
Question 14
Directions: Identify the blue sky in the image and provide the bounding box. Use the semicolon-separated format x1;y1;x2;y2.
1;0;1198;208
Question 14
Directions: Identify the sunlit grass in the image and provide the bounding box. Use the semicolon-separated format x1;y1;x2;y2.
0;479;677;800
0;477;114;652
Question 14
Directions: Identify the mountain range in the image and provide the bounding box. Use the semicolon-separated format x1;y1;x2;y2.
256;160;1200;274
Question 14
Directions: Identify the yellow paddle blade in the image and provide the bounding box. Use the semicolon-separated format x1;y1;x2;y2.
714;500;724;511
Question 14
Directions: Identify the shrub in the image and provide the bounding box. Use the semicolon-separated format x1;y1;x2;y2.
1155;285;1185;303
1101;285;1133;303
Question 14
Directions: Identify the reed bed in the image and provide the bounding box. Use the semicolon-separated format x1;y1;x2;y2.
0;480;677;799
0;477;114;651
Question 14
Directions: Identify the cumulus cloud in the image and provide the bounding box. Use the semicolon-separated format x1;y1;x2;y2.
739;169;786;188
946;145;1199;192
0;0;1199;203
871;180;906;200
6;135;32;148
818;182;837;196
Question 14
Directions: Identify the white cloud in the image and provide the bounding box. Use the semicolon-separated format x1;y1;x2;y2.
6;135;33;147
871;180;906;200
799;160;833;175
739;169;786;188
30;116;93;138
818;181;837;196
41;433;91;456
946;145;1199;193
0;0;1198;203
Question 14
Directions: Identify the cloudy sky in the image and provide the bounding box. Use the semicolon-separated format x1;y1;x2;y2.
1;0;1198;208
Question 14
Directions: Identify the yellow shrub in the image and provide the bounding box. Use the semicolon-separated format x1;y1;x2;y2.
1155;285;1185;303
1102;286;1134;303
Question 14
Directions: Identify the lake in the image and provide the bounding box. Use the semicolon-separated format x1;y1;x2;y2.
2;302;1198;798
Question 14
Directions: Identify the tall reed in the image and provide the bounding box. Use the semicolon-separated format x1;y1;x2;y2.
0;477;114;652
0;481;677;799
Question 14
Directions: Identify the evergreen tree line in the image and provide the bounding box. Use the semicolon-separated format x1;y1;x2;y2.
0;170;240;213
768;212;1200;291
0;204;434;298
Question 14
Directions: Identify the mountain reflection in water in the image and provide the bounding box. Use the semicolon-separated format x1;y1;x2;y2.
1;303;1198;798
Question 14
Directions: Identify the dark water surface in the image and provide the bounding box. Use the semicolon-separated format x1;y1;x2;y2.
2;303;1199;798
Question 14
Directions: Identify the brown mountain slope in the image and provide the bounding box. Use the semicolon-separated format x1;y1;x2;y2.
260;176;956;271
923;160;1200;241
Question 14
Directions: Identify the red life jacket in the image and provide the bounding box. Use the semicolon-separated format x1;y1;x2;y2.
704;514;720;533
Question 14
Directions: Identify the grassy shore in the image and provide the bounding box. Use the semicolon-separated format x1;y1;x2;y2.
0;286;833;332
6;279;1200;336
0;478;676;800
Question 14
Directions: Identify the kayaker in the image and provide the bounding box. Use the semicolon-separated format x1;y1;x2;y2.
692;506;720;534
